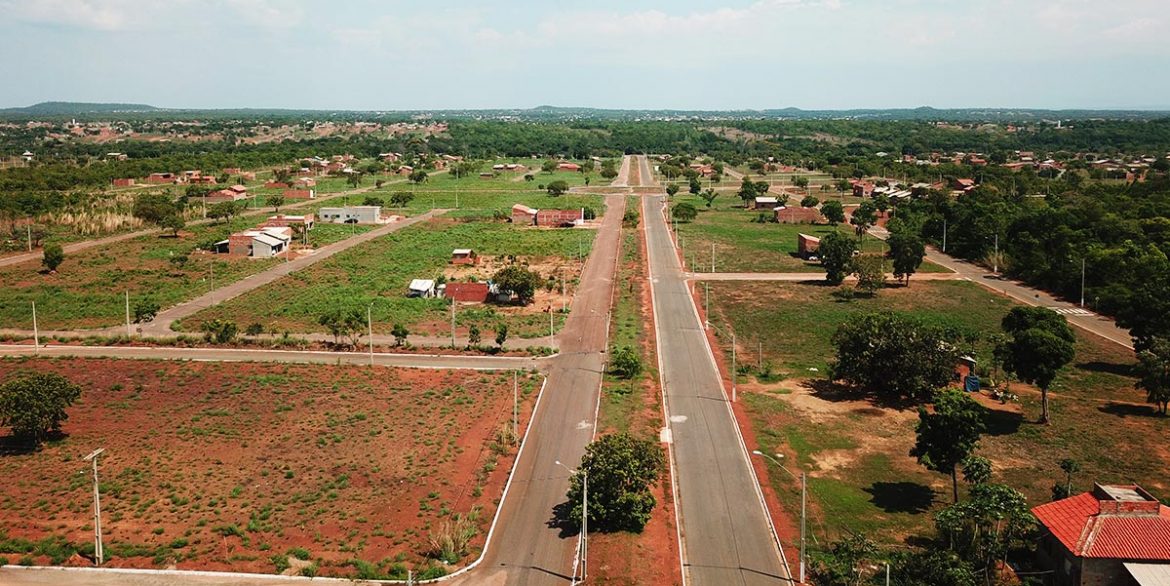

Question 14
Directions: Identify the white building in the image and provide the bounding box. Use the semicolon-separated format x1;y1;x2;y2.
318;205;382;224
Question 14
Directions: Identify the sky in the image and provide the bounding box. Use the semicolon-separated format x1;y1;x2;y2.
1;0;1167;111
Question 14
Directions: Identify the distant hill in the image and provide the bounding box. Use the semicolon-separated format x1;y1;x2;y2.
0;102;160;116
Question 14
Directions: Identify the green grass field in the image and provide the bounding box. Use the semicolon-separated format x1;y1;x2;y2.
181;215;600;339
711;280;1166;546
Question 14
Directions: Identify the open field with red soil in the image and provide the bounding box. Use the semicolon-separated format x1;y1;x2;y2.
0;358;540;579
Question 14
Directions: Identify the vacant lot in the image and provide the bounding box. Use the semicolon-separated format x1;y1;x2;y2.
183;215;600;340
707;280;1167;545
0;358;540;579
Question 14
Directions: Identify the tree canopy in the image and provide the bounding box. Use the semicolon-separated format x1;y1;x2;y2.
911;389;986;503
830;311;965;403
0;371;83;445
564;432;665;533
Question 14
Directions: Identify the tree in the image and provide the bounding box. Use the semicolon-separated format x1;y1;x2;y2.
493;265;543;305
830;312;964;403
347;172;363;188
688;176;701;194
737;177;759;206
546;180;569;196
133;298;160;323
362;196;384;207
523;174;535;182
0;372;82;445
1135;337;1170;415
851;254;887;296
934;483;1036;584
671;202;698;222
132;193;178;226
819;232;857;285
541;160;558;173
800;195;820;208
468;324;481;347
809;534;879;586
41;242;64;272
564;432;665;533
699;188;718;208
961;455;992;486
391;323;409;346
609;346;642;379
886;549;977;586
911;389;985;503
821;200;846;225
207;201;238;223
266;192;285;212
169;252;189;271
851;201;878;238
792;175;810;189
389;191;414;207
318;308;363;347
665;183;680;197
495;324;509;348
1056;458;1081;499
1000;307;1075;424
408;169;429;184
160;213;185;237
887;231;926;285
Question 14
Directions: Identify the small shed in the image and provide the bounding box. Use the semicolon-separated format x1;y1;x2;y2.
797;233;820;259
753;196;781;210
512;204;538;225
451;249;478;265
407;279;436;298
444;282;489;303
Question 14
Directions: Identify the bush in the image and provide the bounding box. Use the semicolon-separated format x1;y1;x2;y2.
546;180;569;196
200;319;238;344
0;372;82;445
622;208;640;226
672;202;698;222
42;242;64;272
287;547;310;561
609;346;643;379
133;298;160;323
245;323;264;336
426;516;478;563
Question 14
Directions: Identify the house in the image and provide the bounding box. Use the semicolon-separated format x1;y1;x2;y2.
189;175;217;185
379;152;402;163
1032;484;1170;586
205;189;247;204
775;206;824;224
283;189;316;199
952;178;977;192
222;167;241;175
443;282;489;303
797;234;820;259
432;159;447;170
318;206;381;224
536;208;585;227
224;227;293;258
852;181;875;198
227;184;248;196
1124;563;1170;586
263;214;314;231
147;172;176;184
240;172;257;181
451;249;478;265
105;152;128;161
397;165;414;176
112;178;136;187
294;177;316;188
511;204;538;225
752;196;781;210
264;181;290;189
557;162;581;172
407;279;437;298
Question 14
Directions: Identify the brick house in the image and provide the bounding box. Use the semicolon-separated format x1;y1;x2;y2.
557;162;581;172
112;178;135;187
536;208;585;227
852;181;875;198
451;249;478;265
147;172;176;184
205;189;247;204
511;204;538;225
265;181;290;189
240;172;257;181
797;233;820;259
283;189;316;199
775;206;824;224
222;167;241;175
263;214;314;231
224;226;292;258
752;196;781;210
443;282;489;303
1032;484;1170;586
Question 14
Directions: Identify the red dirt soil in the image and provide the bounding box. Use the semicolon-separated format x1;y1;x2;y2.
0;358;539;578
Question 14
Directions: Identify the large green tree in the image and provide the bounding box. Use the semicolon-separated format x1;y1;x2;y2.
564;432;665;533
492;265;543;305
887;231;926;285
934;483;1036;584
0;372;83;445
911;389;986;503
821;200;846;225
1000;307;1075;424
830;312;964;403
819;231;857;285
1136;337;1170;415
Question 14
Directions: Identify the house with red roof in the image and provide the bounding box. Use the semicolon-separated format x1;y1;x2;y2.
1032;484;1170;585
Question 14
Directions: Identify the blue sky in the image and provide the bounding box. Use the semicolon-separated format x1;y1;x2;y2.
1;0;1167;110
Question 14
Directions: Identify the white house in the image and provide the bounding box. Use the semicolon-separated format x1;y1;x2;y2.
407;279;436;298
318;205;382;224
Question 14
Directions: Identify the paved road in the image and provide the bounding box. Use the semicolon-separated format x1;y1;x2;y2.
141;211;440;334
0;343;537;370
685;271;962;282
643;163;790;584
0;176;400;269
465;187;627;585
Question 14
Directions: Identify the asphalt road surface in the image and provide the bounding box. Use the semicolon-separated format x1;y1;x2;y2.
643;181;791;582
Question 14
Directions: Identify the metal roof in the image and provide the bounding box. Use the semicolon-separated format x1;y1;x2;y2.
1125;563;1170;586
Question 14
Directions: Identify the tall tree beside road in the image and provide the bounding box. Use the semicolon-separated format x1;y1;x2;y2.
819;231;857;285
851;254;887;295
266;192;285;212
911;389;985;503
821;200;846;226
1000;307;1075;424
851;200;878;238
830;312;964;403
699;188;718;208
672;202;698;222
564;432;664;533
492;265;543;304
0;372;82;446
1136;337;1170;415
887;230;926;285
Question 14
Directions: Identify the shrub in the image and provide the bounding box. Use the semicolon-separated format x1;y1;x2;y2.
609;346;643;379
245;323;264;336
42;242;64;272
426;516;478;564
133;298;160;323
200;319;238;344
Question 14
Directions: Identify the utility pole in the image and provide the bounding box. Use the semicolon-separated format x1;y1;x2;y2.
512;371;519;444
450;300;456;347
561;269;566;313
124;291;131;338
549;309;555;345
704;282;710;328
26;224;32;252
731;331;737;402
367;304;374;366
942;218;948;253
32;301;39;354
1080;258;1086;308
581;472;589;582
711;242;715;273
799;471;807;583
82;448;106;566
993;233;999;274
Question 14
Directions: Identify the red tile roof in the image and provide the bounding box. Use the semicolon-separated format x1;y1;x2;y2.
1033;491;1170;560
444;283;489;303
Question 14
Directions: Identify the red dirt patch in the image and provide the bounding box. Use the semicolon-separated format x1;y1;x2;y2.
0;358;540;578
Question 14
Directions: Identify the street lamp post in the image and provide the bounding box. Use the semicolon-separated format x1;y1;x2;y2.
82;448;106;565
367;303;374;367
555;460;587;585
751;450;805;584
